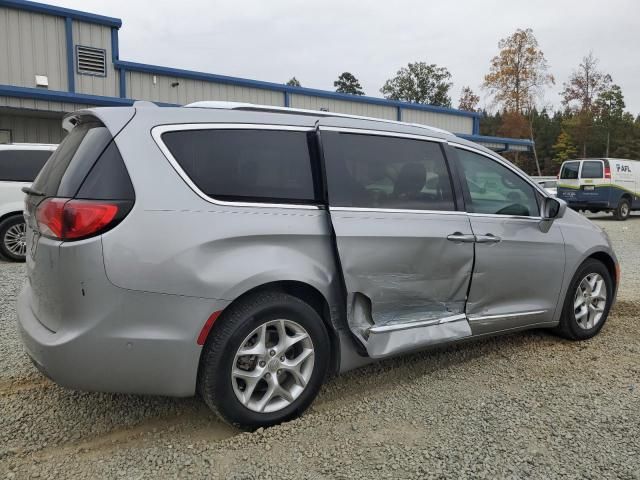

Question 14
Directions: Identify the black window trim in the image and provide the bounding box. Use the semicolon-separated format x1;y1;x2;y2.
449;143;546;220
152;123;323;210
318;126;465;215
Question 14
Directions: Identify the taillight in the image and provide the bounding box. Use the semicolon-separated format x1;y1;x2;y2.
604;166;611;179
35;198;127;241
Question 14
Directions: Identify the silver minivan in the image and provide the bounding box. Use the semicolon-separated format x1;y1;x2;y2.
18;103;619;429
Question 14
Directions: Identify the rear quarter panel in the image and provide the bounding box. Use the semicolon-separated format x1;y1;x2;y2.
0;181;28;218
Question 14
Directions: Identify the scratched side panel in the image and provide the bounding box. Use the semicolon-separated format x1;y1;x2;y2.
330;210;475;328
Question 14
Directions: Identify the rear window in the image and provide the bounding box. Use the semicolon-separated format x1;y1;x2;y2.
161;129;317;203
581;161;604;179
0;150;52;182
32;119;114;197
560;162;579;180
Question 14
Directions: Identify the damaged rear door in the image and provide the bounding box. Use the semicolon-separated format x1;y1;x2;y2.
319;126;475;358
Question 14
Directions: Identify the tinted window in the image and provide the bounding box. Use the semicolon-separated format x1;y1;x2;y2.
322;132;455;211
581;161;603;179
456;149;539;217
75;141;135;200
32;119;113;197
0;150;52;182
560;161;580;179
162;129;317;203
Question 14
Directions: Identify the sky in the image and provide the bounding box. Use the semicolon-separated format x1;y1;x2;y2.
51;0;640;114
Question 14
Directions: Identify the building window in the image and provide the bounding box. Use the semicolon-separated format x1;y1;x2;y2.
0;130;11;144
76;45;107;77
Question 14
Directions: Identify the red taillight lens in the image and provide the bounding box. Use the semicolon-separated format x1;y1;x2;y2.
604;166;611;179
35;198;120;240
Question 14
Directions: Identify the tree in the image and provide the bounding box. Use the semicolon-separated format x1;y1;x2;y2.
458;86;480;111
381;62;452;106
594;84;625;156
286;77;301;87
552;131;578;166
561;52;611;113
483;28;554;114
334;72;364;95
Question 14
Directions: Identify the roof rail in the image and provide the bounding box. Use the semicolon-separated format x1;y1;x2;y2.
184;101;453;136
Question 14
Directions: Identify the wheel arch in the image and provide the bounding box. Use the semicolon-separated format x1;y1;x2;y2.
0;210;24;225
587;251;618;294
201;280;341;377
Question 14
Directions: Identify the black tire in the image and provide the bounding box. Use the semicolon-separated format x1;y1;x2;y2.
0;215;27;262
197;291;330;430
614;199;631;221
554;259;613;340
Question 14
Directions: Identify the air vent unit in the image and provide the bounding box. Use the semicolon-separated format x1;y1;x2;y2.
76;46;107;76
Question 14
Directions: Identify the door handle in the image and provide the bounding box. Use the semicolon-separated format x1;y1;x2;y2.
475;233;501;244
447;232;476;243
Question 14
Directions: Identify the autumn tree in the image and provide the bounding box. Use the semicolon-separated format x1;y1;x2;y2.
334;72;364;95
483;28;554;114
381;62;452;106
552;131;578;167
286;77;301;87
458;86;480;111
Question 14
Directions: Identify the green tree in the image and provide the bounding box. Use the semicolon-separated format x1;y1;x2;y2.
334;72;364;95
594;84;625;156
458;86;480;111
381;62;452;106
552;130;578;166
286;77;301;87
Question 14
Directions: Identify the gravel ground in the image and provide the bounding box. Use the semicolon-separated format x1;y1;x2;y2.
1;214;639;479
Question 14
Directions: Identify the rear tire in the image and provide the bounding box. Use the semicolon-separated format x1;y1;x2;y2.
0;215;27;262
614;199;631;220
554;259;613;340
197;291;330;430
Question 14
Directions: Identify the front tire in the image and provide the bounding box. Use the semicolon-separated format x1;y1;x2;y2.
554;259;613;340
614;199;631;220
0;215;27;262
197;291;330;430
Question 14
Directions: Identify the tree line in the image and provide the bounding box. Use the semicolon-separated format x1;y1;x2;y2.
286;29;640;175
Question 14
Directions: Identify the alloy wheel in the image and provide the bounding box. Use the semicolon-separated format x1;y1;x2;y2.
4;222;26;257
573;273;607;330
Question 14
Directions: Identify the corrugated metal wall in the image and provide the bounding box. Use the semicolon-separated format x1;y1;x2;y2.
72;21;119;97
127;72;285;106
0;96;92;113
0;6;68;91
0;109;64;144
401;108;473;135
290;94;397;120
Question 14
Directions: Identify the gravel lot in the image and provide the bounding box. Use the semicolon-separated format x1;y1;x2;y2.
1;214;639;479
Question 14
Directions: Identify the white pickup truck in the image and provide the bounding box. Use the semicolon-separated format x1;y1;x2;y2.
0;143;57;261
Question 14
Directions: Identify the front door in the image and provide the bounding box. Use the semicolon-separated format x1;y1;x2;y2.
452;146;565;335
320;126;475;357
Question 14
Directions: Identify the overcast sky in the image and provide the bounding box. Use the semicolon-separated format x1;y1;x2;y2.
52;0;640;114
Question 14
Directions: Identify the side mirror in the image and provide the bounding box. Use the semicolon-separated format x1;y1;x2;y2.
542;197;567;220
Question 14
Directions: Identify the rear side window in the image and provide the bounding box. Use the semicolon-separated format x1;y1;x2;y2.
560;162;580;179
0;150;52;182
322;132;455;211
161;129;317;203
581;161;603;179
32;119;113;197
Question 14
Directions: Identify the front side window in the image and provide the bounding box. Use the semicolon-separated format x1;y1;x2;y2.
161;129;317;203
322;131;455;211
456;148;539;217
560;161;580;179
581;161;603;179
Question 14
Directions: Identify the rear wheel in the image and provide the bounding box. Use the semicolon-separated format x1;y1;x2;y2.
614;199;631;220
554;259;613;340
197;291;330;430
0;215;27;262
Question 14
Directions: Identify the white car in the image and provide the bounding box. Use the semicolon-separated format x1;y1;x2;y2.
536;179;558;196
0;143;57;261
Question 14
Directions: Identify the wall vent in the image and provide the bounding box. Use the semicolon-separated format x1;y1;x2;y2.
76;46;107;77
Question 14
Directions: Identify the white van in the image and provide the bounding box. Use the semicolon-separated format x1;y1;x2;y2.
557;158;639;220
0;144;57;261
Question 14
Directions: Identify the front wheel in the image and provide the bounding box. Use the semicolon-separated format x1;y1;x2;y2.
0;215;27;262
614;199;631;220
554;259;613;340
197;291;330;430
